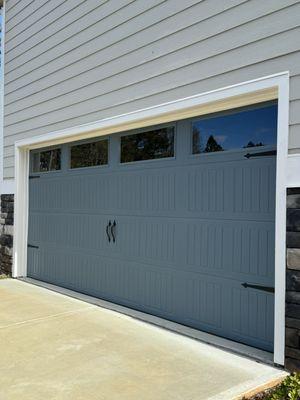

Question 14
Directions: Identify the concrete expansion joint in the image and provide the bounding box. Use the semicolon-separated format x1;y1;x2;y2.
0;305;95;330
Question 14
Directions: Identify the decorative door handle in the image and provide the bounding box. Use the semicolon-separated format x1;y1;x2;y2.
111;220;116;243
106;221;111;242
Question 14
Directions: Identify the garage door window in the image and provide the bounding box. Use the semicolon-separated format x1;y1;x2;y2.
32;148;61;173
192;103;277;154
120;126;175;163
70;139;108;169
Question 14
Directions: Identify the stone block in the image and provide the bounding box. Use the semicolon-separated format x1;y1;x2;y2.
4;225;13;235
286;291;300;305
287;232;300;248
288;188;300;196
287;209;300;232
286;327;300;348
287;248;300;269
286;303;300;319
286;208;300;232
5;218;14;226
0;246;13;256
0;253;12;262
1;202;14;212
285;357;300;372
1;194;14;202
286;317;300;330
287;194;300;209
286;346;300;360
0;262;11;275
0;234;13;247
287;269;300;291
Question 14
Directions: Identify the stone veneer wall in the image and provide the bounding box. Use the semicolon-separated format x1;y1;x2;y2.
286;188;300;371
0;194;14;275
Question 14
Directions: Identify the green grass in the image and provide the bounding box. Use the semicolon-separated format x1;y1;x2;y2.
0;274;9;279
244;373;300;400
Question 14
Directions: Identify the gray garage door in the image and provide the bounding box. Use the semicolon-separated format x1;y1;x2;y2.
27;103;277;352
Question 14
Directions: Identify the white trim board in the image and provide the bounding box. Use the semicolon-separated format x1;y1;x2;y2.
13;71;290;366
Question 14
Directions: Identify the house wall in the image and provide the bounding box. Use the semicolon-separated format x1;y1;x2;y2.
1;0;300;371
2;0;300;179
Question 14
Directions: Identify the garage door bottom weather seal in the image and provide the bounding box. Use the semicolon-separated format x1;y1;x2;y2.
18;277;278;368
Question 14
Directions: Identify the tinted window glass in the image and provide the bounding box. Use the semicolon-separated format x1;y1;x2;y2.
33;148;61;172
70;139;108;169
192;103;277;154
120;127;174;163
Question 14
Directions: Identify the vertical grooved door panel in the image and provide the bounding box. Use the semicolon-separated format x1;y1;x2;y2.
27;126;276;352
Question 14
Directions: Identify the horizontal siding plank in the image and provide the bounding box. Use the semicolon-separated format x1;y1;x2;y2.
290;75;300;101
5;4;300;122
5;0;36;19
5;0;299;110
5;0;55;34
288;149;300;154
4;0;247;101
3;166;15;180
288;124;300;150
5;0;171;76
290;100;300;125
4;0;206;93
5;0;126;54
4;27;300;129
4;50;300;146
3;156;14;168
3;146;14;158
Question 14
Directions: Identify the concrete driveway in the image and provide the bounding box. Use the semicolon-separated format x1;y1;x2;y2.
0;279;286;400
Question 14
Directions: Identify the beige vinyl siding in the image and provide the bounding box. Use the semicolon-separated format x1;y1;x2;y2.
3;0;300;179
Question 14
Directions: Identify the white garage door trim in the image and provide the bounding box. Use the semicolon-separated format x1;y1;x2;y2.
13;71;289;365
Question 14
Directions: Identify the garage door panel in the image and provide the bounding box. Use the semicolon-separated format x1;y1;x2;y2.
29;210;274;286
182;275;274;351
231;287;274;350
186;158;276;219
28;242;274;351
29;155;275;222
28;213;113;254
186;220;274;283
28;247;177;316
28;106;277;352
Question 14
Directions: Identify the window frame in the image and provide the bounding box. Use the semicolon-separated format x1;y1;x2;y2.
190;100;278;157
30;145;62;174
68;136;110;171
119;123;177;165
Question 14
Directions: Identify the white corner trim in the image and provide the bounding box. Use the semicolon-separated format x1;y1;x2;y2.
13;71;289;366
